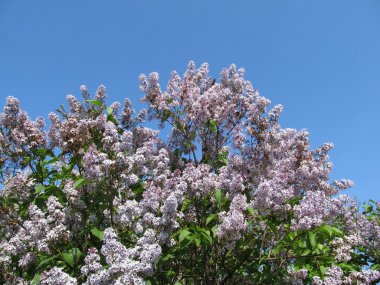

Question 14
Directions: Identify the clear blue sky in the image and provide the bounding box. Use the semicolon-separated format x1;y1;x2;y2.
1;1;379;202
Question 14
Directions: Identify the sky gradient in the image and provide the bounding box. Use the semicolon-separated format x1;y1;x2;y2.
1;0;379;202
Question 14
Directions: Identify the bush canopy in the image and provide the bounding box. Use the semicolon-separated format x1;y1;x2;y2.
1;62;379;284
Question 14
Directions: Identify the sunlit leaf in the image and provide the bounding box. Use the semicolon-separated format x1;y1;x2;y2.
85;99;102;106
91;227;104;241
179;229;191;242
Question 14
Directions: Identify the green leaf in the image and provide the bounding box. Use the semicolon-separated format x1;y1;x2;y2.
184;141;193;149
211;224;218;237
267;221;277;234
166;270;177;277
288;231;297;241
34;184;45;194
208;119;217;133
206;214;217;225
320;225;334;238
200;229;213;245
62;254;74;267
189;130;196;140
85;99;102;106
320;265;326;275
297;240;307;249
31;274;41;285
338;262;358;272
174;148;182;158
303;248;311;255
43;157;60;166
161;254;175;262
195;236;201;247
272;241;285;256
331;227;344;237
217;156;228;166
288;196;302;206
106;106;113;115
91;227;104;241
131;181;145;196
73;178;91;189
181;198;192;212
161;110;171;123
37;255;56;269
308;232;316;250
317;243;325;252
179;229;191;242
206;214;218;225
175;122;184;133
107;114;118;124
247;207;255;216
62;248;82;267
215;189;222;205
36;148;47;157
46;148;56;157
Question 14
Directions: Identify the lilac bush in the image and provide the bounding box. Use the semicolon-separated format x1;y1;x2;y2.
0;62;379;284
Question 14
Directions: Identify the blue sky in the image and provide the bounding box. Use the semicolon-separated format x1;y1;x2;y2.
1;1;379;202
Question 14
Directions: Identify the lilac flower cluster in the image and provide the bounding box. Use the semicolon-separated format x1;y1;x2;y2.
81;228;161;284
0;96;46;180
216;194;248;242
312;266;380;285
40;267;77;285
286;268;308;285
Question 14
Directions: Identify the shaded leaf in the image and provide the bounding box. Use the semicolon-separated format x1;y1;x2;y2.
161;254;175;262
181;198;192;212
206;214;217;225
174;148;182;158
195;236;201;247
73;178;91;189
37;255;56;269
131;181;145;197
209;119;217;133
161;110;171;123
200;229;213;245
